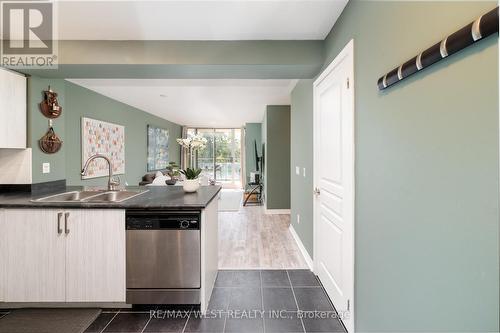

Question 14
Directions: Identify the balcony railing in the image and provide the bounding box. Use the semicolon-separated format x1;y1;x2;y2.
196;157;241;181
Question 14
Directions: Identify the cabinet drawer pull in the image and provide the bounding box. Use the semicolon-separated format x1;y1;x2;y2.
57;212;63;234
64;212;70;234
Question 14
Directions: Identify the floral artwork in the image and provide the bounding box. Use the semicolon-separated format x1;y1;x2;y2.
81;117;125;179
147;125;170;171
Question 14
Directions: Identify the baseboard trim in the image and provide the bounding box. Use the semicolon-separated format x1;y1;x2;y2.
264;209;291;215
289;225;314;270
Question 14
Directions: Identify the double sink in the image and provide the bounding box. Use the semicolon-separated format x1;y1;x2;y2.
32;190;148;203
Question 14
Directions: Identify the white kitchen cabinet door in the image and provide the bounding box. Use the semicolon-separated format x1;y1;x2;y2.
0;68;27;149
200;198;219;312
65;209;126;302
3;209;66;302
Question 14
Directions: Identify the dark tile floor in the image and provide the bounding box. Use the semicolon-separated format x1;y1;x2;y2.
0;270;346;333
0;311;9;320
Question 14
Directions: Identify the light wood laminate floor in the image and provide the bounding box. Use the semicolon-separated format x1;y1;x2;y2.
218;206;309;269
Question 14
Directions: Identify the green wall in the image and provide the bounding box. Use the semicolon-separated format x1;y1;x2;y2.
289;1;499;331
22;3;499;329
64;81;182;186
264;105;291;210
244;123;262;184
290;80;314;256
28;78;67;184
29;77;182;186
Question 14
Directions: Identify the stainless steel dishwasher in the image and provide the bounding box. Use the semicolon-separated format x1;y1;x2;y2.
126;210;201;305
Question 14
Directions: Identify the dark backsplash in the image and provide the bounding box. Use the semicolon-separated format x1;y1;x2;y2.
0;179;66;195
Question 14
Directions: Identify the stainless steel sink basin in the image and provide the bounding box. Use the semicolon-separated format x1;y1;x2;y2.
33;191;106;203
83;191;147;203
32;190;147;203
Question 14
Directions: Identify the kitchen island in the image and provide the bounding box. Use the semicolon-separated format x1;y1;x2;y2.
0;185;221;312
0;185;221;209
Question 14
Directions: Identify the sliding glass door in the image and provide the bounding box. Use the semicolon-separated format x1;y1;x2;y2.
195;129;216;179
187;128;241;186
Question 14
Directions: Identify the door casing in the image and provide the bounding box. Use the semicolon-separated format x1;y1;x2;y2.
313;39;355;332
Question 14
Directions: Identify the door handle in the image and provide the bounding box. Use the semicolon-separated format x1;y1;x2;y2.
314;187;321;196
57;212;63;234
64;212;70;234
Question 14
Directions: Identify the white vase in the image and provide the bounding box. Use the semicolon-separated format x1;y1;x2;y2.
183;179;200;193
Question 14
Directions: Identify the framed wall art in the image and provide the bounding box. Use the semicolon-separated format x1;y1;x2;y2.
81;117;125;179
147;125;170;171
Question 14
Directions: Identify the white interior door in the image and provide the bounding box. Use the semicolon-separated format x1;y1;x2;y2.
313;40;355;332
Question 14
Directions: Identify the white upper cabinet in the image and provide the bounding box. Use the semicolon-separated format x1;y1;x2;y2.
0;68;27;149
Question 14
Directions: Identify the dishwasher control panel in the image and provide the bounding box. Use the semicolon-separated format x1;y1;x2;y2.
125;211;201;230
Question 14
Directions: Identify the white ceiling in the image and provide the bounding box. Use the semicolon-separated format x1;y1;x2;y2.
67;79;295;127
55;0;348;40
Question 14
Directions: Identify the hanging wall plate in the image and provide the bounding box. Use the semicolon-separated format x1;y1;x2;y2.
39;127;63;154
40;86;63;118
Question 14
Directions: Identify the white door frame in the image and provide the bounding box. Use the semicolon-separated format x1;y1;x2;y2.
313;39;355;332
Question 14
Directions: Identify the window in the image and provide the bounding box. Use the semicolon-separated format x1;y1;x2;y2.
187;128;242;186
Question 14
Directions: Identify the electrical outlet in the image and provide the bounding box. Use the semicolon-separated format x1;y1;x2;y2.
303;167;306;177
296;166;300;175
297;214;300;224
42;163;50;174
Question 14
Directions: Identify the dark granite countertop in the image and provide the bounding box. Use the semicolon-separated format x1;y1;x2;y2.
0;185;221;210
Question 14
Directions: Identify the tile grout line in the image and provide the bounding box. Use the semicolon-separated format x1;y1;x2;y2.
222;274;231;333
260;270;266;333
140;316;152;333
222;312;228;333
99;309;120;333
287;270;306;333
180;308;191;333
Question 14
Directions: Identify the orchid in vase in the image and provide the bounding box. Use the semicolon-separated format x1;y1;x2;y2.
176;134;208;169
176;135;207;192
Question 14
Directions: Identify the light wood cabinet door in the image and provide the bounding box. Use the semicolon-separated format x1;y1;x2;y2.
3;209;66;302
65;209;126;302
0;68;26;149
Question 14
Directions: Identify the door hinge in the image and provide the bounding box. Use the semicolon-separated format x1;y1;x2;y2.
347;78;350;89
314;187;321;196
347;299;350;311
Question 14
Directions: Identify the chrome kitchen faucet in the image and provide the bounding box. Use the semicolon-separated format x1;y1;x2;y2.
81;154;120;191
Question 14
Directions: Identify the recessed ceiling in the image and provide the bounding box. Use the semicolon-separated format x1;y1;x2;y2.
67;79;295;127
55;0;348;40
